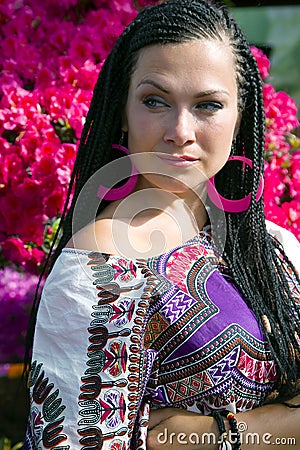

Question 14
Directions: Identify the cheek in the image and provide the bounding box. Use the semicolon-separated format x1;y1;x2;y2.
216;113;238;137
127;116;161;154
202;122;236;178
127;128;148;154
206;116;238;151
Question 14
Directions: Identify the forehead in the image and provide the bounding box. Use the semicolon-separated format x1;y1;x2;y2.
129;39;237;93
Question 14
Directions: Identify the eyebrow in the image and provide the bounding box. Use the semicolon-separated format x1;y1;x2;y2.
137;79;170;94
136;79;230;97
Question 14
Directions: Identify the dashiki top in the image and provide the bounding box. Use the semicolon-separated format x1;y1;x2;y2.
24;221;300;450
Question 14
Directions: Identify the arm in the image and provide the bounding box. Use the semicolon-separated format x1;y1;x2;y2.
24;246;153;449
147;398;300;450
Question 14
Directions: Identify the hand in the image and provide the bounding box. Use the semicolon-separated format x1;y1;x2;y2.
149;407;186;430
147;408;217;450
147;402;300;450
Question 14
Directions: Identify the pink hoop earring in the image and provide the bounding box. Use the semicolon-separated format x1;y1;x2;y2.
206;156;264;213
97;144;138;201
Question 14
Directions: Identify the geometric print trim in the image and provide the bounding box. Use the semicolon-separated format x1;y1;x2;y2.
166;371;214;403
158;324;274;383
143;312;169;349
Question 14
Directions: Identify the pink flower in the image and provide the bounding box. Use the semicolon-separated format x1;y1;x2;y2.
54;142;77;166
19;130;43;160
69;35;94;67
264;161;286;204
31;153;58;177
23;247;46;274
289;152;300;197
281;200;300;223
264;202;289;230
263;84;299;134
15;216;45;248
280;200;300;240
44;188;66;218
251;46;270;79
1;237;30;266
35;67;55;89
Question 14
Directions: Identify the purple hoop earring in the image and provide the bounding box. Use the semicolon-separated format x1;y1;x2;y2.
206;156;264;213
97;144;138;201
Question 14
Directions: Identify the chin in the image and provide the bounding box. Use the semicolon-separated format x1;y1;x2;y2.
151;178;190;193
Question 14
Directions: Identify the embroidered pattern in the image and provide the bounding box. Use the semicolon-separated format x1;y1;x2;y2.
144;233;277;414
25;228;299;449
25;361;68;449
77;251;154;449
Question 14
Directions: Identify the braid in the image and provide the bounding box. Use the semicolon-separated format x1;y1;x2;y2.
54;0;228;256
211;8;300;394
31;0;300;397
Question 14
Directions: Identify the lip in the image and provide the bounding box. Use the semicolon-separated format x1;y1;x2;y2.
157;153;199;167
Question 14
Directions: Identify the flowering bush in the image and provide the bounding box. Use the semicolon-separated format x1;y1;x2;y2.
251;47;300;240
0;0;138;274
0;1;299;364
0;267;42;363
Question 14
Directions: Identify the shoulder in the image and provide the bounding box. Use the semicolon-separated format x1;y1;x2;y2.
266;220;300;273
65;218;120;255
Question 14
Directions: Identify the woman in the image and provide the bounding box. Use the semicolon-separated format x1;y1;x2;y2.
24;0;300;449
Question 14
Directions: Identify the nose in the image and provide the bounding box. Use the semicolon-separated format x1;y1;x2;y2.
164;108;197;147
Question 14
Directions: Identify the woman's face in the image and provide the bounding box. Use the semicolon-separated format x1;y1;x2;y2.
124;39;240;193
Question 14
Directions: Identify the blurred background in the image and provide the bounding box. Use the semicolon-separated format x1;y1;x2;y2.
231;1;300;112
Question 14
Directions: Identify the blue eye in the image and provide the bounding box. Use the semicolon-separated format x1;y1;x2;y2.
196;101;223;112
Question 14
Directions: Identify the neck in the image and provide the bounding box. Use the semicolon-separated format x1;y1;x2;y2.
130;177;208;233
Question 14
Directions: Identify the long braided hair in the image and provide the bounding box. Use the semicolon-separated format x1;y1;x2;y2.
27;0;300;399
